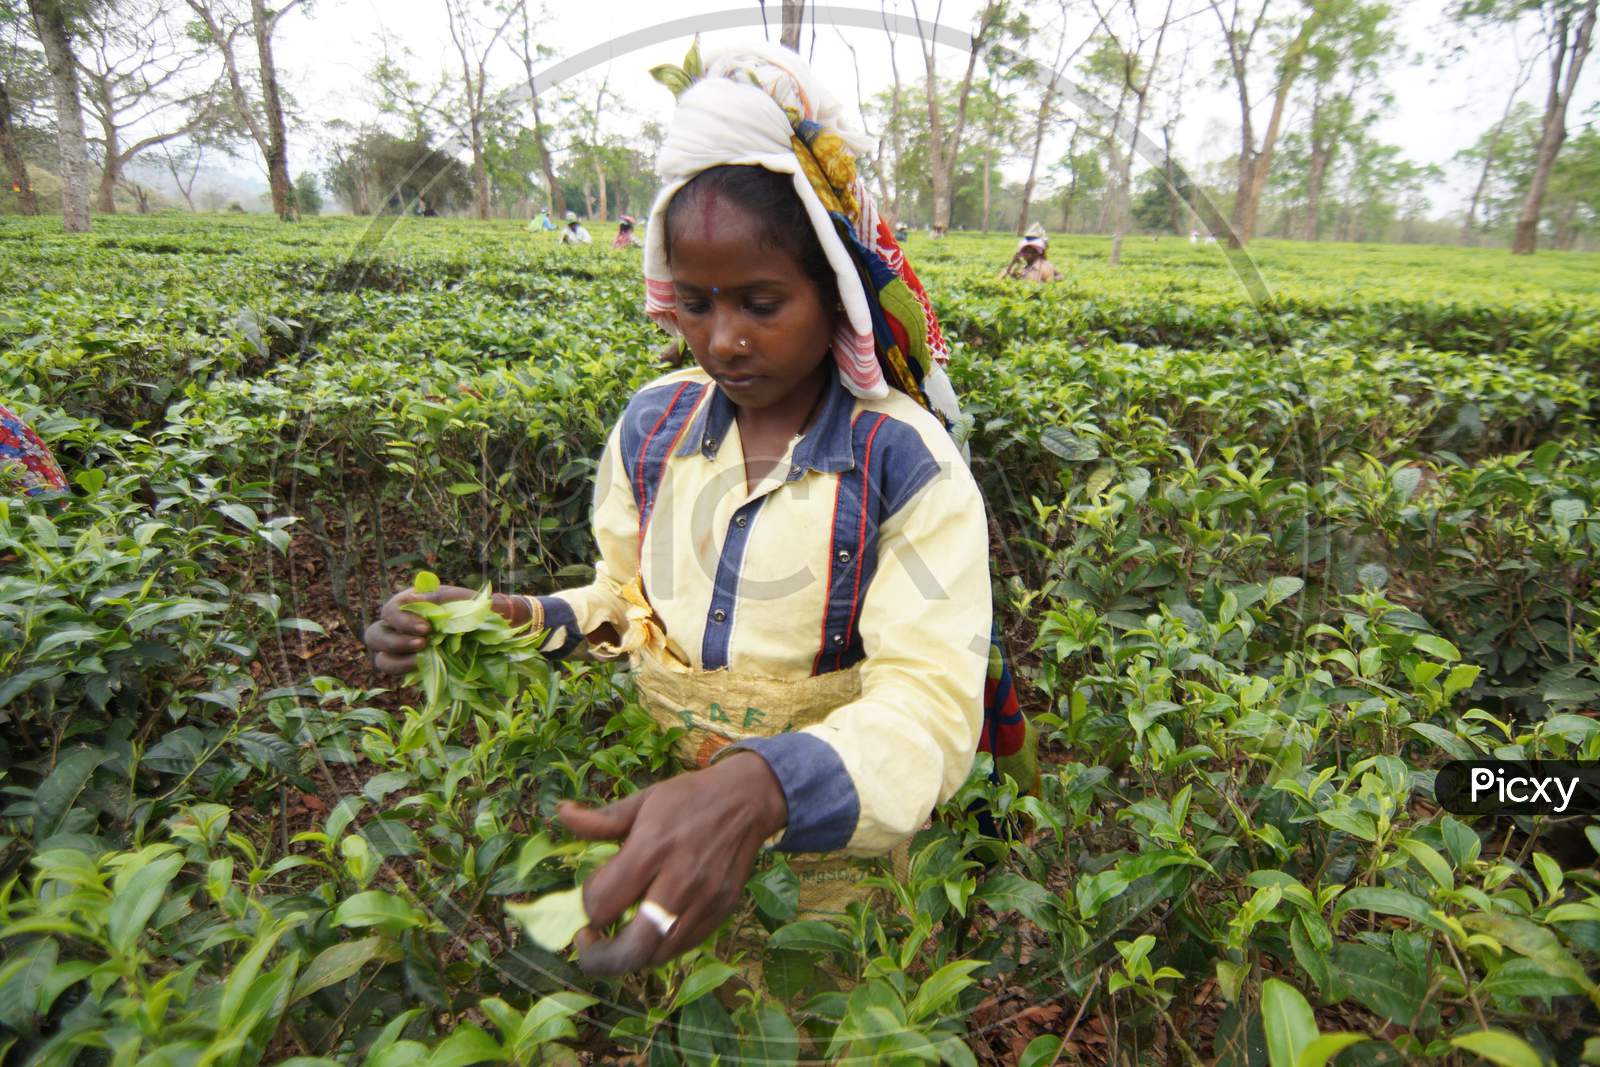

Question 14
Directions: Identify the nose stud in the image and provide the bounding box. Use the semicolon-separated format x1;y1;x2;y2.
738;338;749;349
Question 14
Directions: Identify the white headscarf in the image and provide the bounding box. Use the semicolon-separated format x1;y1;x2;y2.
641;44;891;399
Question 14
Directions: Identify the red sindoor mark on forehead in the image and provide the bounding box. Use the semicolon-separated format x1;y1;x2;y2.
698;188;719;245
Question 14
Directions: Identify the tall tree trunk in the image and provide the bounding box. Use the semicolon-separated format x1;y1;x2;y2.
1551;204;1579;248
250;0;296;220
885;16;905;223
95;113;119;214
28;0;90;231
531;92;564;216
922;46;949;234
582;76;608;222
1514;112;1564;255
889;65;902;222
919;0;998;233
1110;104;1140;263
81;69;117;214
1512;0;1596;255
1061;156;1081;231
1017;9;1079;237
1214;0;1255;248
1231;19;1316;246
161;143;201;211
0;80;39;215
470;115;489;218
1298;87;1326;240
839;24;893;224
513;1;564;216
1302;140;1331;240
595;159;607;221
1462;141;1501;243
1214;0;1321;248
1109;3;1172;267
1229;83;1254;245
874;134;892;219
781;0;805;50
188;3;271;181
1059;125;1081;231
1018;82;1059;235
1162;126;1183;235
1097;132;1123;231
1462;63;1530;242
981;145;992;232
1107;94;1134;264
1301;149;1330;241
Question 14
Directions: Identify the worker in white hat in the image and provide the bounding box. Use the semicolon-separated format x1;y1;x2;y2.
999;222;1061;282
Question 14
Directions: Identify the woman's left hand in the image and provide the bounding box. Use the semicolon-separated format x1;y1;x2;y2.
558;751;788;976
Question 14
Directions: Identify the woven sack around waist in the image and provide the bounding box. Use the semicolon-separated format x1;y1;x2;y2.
632;647;908;918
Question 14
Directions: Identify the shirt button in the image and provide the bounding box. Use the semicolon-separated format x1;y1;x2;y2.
703;437;716;452
735;514;748;528
713;609;728;623
789;465;802;478
836;549;851;563
830;633;845;646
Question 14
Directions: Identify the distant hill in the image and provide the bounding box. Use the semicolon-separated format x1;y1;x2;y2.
125;156;272;213
0;156;273;216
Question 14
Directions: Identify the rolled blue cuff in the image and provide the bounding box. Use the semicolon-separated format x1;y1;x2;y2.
731;733;859;853
535;596;583;658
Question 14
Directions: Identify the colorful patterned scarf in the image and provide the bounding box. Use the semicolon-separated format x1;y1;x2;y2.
785;116;951;412
1;402;67;497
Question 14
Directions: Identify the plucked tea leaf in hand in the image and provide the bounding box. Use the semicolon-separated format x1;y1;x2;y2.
400;582;549;716
507;886;590;952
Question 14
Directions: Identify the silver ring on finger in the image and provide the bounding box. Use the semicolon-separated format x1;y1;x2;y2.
638;899;678;938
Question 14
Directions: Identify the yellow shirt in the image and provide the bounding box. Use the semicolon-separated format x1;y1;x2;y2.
532;365;993;855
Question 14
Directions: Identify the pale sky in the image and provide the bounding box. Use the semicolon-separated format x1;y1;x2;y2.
256;0;1592;215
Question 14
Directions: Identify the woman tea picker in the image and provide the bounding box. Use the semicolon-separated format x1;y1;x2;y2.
363;43;1035;977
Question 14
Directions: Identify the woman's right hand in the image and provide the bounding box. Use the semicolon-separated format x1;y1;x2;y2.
363;584;479;674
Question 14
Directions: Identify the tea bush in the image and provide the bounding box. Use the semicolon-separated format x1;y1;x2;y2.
1;214;1597;1066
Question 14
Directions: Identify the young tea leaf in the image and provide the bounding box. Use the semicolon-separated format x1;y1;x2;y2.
506;886;589;952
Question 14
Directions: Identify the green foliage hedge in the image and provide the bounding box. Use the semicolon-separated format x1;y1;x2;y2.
1;215;1597;1066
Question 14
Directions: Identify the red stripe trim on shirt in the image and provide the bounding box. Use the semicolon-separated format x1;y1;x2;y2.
636;383;706;563
652;392;702;501
630;382;694;556
660;389;703;464
634;382;692;513
838;413;888;669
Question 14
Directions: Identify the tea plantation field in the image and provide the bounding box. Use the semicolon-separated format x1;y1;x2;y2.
1;213;1598;1066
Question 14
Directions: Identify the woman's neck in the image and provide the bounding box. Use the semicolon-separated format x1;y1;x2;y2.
733;363;831;490
736;366;829;444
